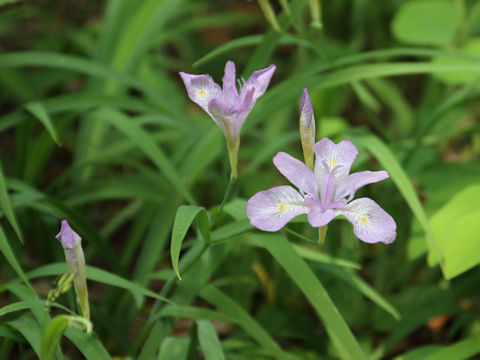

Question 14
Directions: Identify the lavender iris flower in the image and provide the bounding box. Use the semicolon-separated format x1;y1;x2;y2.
246;138;397;244
180;61;276;180
56;220;90;319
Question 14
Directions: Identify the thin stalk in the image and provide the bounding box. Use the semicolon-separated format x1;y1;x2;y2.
211;179;235;227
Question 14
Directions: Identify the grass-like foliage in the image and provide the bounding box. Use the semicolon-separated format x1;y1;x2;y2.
0;0;480;359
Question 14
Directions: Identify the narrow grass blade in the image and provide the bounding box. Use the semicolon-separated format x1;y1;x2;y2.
0;225;30;288
352;132;442;266
259;234;366;360
96;107;195;204
0;163;23;243
425;336;480;360
200;285;296;360
24;102;60;146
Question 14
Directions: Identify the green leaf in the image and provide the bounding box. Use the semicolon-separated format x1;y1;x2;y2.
96;107;195;204
258;234;366;360
24;102;60;145
24;263;170;307
171;205;210;279
353;133;442;265
158;337;190;360
200;285;295;360
64;326;112;360
40;315;70;360
8;316;41;356
0;300;72;317
425;336;480;360
196;320;226;360
427;184;480;279
391;0;460;46
0;162;23;243
432;37;480;85
0;225;30;288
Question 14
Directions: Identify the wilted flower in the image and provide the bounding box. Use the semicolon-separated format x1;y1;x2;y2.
246;138;396;244
56;220;90;319
299;88;316;169
180;61;276;181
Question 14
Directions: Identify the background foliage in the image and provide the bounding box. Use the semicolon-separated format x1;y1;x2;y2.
0;0;479;359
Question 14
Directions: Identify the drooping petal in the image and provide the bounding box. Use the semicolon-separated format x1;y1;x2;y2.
299;88;316;169
305;199;337;227
179;73;220;113
246;185;309;232
314;137;358;188
335;170;389;201
272;152;318;197
241;64;276;102
339;198;396;244
222;61;239;102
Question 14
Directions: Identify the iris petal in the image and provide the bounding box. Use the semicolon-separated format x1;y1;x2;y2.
246;186;309;232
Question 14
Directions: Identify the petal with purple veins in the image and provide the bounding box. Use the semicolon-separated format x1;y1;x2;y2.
335;170;389;201
339;197;396;244
179;73;220;113
273;152;318;197
314;137;359;188
246;185;309;232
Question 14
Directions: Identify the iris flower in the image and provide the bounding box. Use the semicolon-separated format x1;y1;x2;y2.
180;61;276;181
246;138;397;244
56;220;90;319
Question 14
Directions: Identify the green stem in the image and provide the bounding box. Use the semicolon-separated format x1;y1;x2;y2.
211;179;234;227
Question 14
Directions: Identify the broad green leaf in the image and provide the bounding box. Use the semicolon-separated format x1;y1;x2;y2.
24;101;60;145
259;234;366;360
391;0;459;46
0;162;23;243
394;345;444;360
196;320;226;360
0;225;30;288
171;205;210;279
200;285;295;360
353;133;442;265
40;315;70;360
96;107;195;204
425;337;480;360
427;185;480;279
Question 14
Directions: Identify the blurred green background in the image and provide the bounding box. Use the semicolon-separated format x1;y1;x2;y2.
0;0;479;359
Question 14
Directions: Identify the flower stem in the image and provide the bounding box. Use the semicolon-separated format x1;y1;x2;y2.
211;179;234;227
318;225;328;245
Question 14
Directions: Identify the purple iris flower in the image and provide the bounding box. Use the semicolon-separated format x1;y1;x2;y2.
56;220;90;319
180;61;276;180
246;138;397;244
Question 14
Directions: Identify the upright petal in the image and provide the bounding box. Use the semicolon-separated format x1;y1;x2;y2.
241;64;276;102
299;88;316;169
314;138;358;188
246;186;309;232
231;86;255;139
273;152;318;197
335;170;389;201
339;198;396;244
179;72;221;113
222;61;239;102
